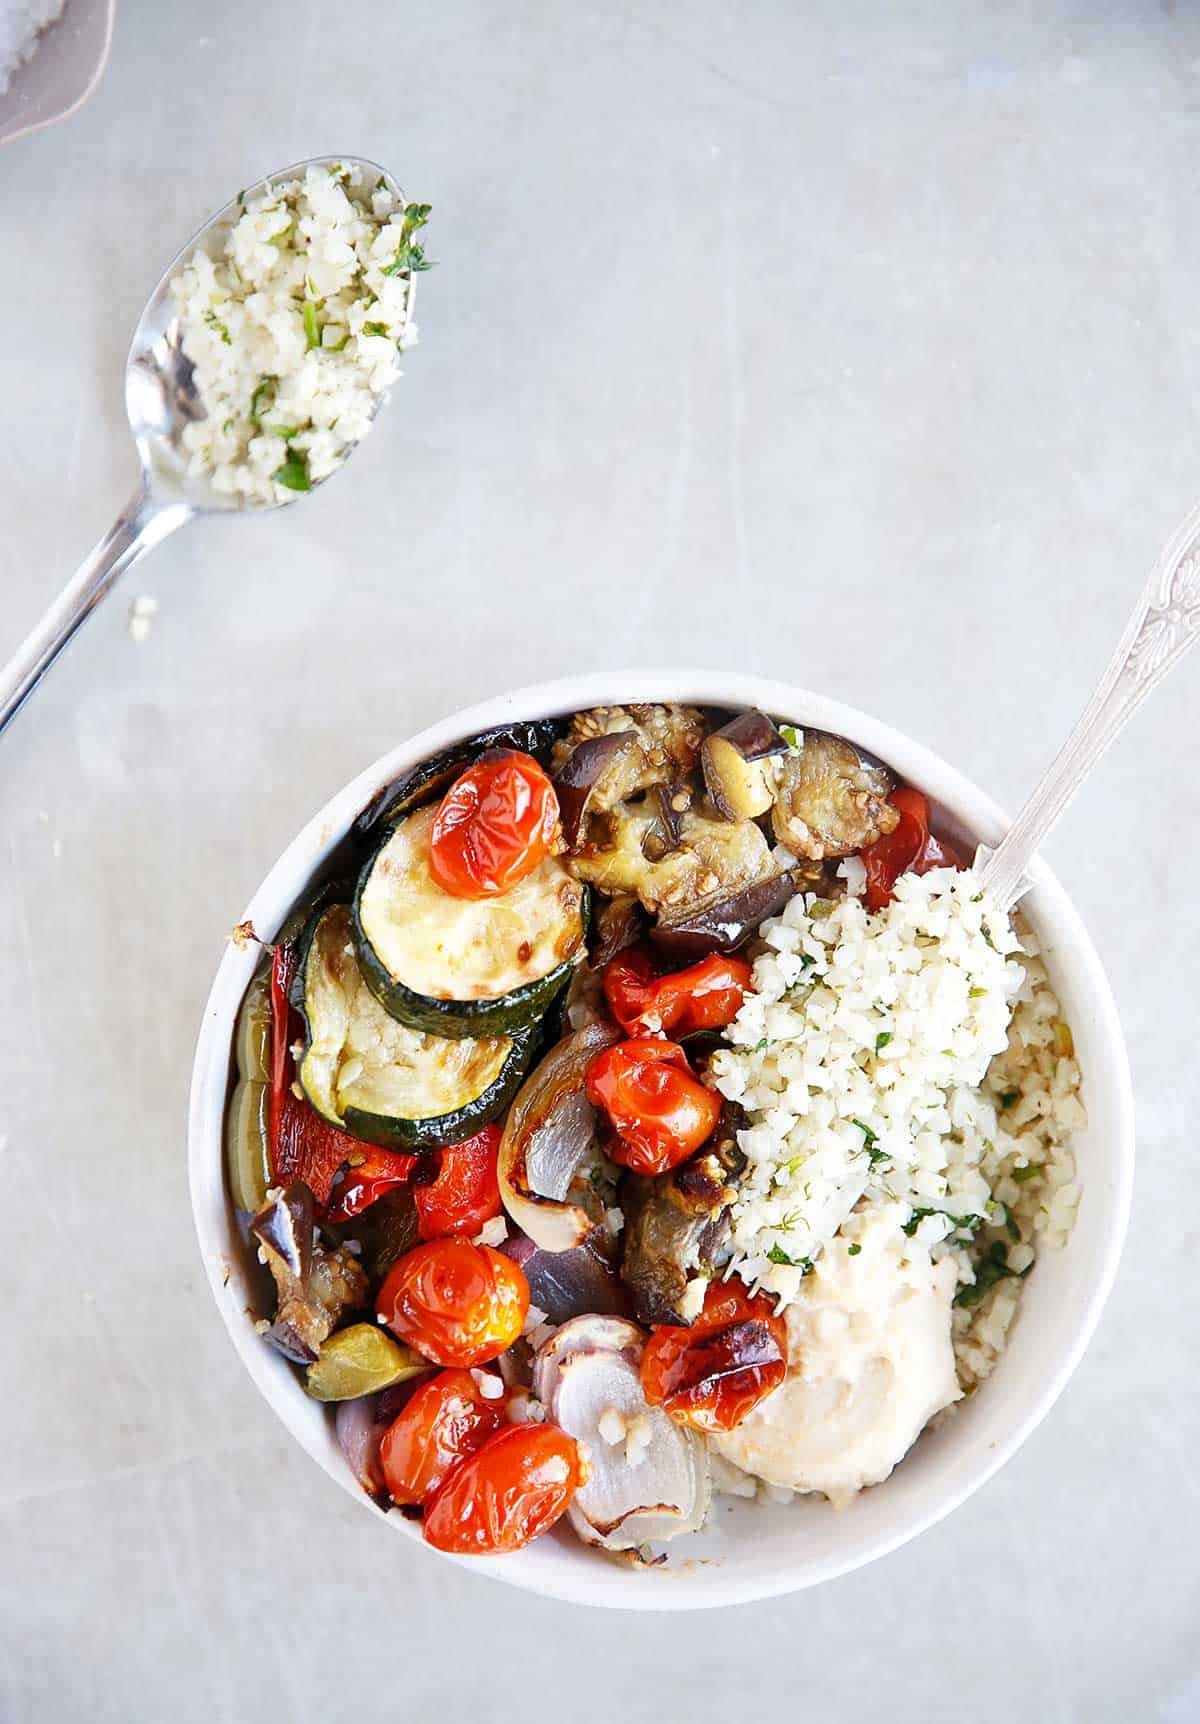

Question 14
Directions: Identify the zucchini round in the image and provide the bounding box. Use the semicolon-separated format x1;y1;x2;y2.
294;905;537;1152
352;717;566;840
353;804;586;1038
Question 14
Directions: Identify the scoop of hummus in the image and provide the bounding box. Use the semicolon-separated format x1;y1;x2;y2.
712;1206;961;1502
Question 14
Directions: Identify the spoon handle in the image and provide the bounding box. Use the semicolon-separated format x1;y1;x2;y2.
0;480;191;734
978;496;1200;907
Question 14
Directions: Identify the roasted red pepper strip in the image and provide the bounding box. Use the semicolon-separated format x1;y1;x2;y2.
415;1124;504;1241
268;945;365;1208
861;788;966;913
586;1037;722;1175
324;1146;418;1223
603;946;752;1037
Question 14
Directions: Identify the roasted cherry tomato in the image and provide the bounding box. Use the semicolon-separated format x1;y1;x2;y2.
414;1124;503;1241
268;946;364;1207
641;1281;788;1432
324;1145;418;1223
603;946;752;1037
379;1368;506;1506
586;1036;722;1175
376;1238;529;1367
428;750;562;900
861;787;966;913
422;1422;583;1554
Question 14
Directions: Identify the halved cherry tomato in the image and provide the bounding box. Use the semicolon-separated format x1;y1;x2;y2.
603;946;752;1038
379;1368;507;1506
376;1239;529;1367
428;750;562;900
414;1124;503;1241
861;787;966;913
422;1422;583;1554
268;946;364;1207
641;1281;787;1432
586;1037;722;1175
324;1146;418;1223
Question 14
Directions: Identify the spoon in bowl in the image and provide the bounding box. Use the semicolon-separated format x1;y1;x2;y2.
977;496;1200;906
0;154;415;734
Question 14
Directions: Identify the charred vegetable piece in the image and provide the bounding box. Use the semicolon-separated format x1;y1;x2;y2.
251;1183;369;1364
649;871;799;960
305;1322;431;1402
571;800;782;919
414;1123;503;1240
861;786;967;911
340;1184;421;1282
700;712;787;823
351;718;564;838
551;704;707;829
588;893;647;969
501;1231;630;1323
641;1282;787;1432
335;1394;391;1505
619;1120;746;1326
355;805;586;1037
295;904;534;1150
771;730;898;861
497;1021;620;1251
553;732;641;848
323;1146;417;1224
532;1316;710;1551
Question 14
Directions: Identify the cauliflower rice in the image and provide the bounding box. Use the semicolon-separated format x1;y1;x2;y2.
711;868;1084;1388
170;163;427;505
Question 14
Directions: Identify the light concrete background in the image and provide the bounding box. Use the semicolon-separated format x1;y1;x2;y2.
2;1;1198;1719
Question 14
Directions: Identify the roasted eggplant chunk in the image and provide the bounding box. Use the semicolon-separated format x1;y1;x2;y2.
552;704;706;836
619;1116;746;1326
771;730;898;861
251;1183;369;1364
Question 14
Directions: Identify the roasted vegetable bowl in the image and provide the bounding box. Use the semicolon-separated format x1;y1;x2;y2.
189;671;1133;1608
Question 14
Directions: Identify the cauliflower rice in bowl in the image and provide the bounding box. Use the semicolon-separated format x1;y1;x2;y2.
188;672;1132;1608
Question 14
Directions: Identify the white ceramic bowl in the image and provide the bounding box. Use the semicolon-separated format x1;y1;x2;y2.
188;670;1133;1610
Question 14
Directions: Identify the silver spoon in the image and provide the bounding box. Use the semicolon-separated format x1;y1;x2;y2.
0;154;414;734
978;496;1200;906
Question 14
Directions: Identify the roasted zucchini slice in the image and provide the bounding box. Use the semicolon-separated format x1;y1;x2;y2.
294;905;536;1151
352;718;565;839
353;805;587;1037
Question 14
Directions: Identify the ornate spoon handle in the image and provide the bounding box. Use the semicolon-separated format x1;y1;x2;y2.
979;498;1200;907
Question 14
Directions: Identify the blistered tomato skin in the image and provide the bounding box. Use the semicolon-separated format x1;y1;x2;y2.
379;1369;506;1506
428;751;562;900
586;1037;722;1175
641;1281;788;1433
422;1423;583;1555
376;1239;529;1368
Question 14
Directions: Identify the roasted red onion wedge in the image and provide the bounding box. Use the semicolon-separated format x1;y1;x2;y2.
533;1316;710;1552
501;1232;629;1323
498;1023;620;1250
334;1394;390;1506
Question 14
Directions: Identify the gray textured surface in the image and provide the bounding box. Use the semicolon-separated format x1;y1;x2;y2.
2;1;1199;1719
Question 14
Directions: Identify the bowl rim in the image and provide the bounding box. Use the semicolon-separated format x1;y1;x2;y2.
187;668;1134;1609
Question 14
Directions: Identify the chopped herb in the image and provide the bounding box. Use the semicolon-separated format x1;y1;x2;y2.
953;1239;1031;1308
303;300;321;350
1012;1163;1043;1184
375;175;387;191
268;220;295;248
250;377;276;427
273;447;311;492
326;333;351;352
362;320;390;338
779;724;801;749
866;1147;889;1169
222;418;234;433
981;924;996;950
998;1089;1019;1111
903;1207;982;1238
847;1243;861;1256
767;1244;813;1271
265;424;301;439
852;1119;878;1149
969;986;986;999
808;899;834;920
381;202;434;275
752;1038;769;1052
204;309;232;345
875;1031;893;1052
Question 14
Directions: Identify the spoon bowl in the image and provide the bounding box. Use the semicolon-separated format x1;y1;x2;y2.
0;153;413;730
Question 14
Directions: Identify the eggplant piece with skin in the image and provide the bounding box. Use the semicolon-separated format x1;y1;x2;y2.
771;730;899;861
701;711;789;823
251;1183;369;1364
553;732;641;848
650;871;800;961
552;704;707;838
619;1120;747;1327
571;801;781;917
501;1230;631;1324
588;894;646;970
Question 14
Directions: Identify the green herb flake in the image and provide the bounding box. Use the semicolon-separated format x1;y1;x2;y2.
273;448;311;492
847;1243;862;1256
204;309;232;345
852;1119;878;1149
767;1244;813;1272
953;1239;1031;1309
303;300;321;350
250;377;276;428
751;1039;769;1053
903;1207;983;1239
969;986;987;999
779;724;801;750
1012;1163;1043;1184
381;202;434;276
362;320;390;338
875;1031;893;1053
